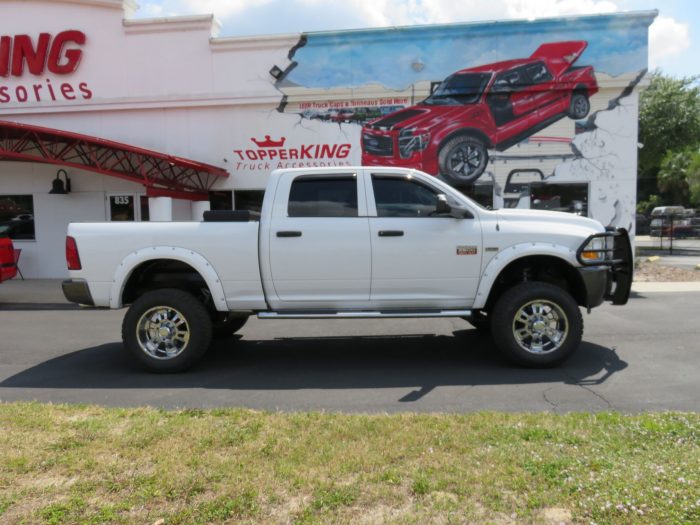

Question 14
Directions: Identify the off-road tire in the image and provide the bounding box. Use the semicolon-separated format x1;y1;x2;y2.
490;282;583;367
122;288;213;373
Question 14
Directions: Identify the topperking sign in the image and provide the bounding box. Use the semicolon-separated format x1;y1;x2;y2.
0;30;93;104
233;135;353;172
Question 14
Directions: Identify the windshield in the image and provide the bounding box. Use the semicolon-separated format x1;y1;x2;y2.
423;72;491;106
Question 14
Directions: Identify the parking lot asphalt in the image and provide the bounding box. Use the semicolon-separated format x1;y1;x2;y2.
1;280;698;413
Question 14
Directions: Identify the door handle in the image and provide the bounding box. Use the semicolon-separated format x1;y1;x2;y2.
276;231;302;237
378;230;404;237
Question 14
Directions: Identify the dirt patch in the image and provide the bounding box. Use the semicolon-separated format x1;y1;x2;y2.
541;507;572;524
634;260;700;282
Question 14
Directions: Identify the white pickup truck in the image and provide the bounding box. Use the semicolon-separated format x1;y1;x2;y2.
62;167;632;372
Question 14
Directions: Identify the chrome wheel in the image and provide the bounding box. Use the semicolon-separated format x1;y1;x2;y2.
512;300;569;355
136;306;190;360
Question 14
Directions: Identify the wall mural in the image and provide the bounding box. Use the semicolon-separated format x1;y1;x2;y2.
248;14;652;231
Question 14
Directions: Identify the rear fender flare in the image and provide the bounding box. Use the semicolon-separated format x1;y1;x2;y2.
472;243;579;310
109;246;228;311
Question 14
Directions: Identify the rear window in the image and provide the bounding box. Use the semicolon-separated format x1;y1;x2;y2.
288;176;358;217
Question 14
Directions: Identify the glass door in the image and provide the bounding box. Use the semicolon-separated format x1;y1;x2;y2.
107;193;149;221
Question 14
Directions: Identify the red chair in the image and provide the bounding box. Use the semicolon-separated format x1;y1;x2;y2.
13;248;24;280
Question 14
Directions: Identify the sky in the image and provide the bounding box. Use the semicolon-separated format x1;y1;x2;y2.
133;0;698;79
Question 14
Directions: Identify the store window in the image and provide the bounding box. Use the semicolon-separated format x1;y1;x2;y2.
530;183;589;216
503;169;545;208
234;190;265;213
140;196;150;221
209;190;233;211
0;195;35;240
108;193;148;221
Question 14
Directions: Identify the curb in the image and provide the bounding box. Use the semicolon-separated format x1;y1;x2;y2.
632;281;700;293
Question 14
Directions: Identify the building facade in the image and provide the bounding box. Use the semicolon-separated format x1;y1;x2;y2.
0;0;655;277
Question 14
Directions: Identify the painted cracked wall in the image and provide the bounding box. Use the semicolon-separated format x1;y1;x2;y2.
258;11;655;232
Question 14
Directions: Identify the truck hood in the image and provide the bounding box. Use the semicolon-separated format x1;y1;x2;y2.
494;208;605;238
366;104;482;132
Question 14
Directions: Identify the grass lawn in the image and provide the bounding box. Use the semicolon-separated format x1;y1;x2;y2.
0;403;698;524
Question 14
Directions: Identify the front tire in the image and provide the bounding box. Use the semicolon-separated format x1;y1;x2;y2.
438;135;488;186
122;288;213;373
490;282;583;367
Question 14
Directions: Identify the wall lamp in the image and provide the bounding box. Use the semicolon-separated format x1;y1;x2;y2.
49;169;71;194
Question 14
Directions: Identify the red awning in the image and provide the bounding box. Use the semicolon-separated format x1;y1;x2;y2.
0;120;228;200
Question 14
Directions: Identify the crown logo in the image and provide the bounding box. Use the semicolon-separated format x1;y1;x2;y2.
251;135;286;148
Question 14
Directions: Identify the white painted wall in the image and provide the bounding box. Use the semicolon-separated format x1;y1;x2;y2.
0;1;647;277
0;161;145;277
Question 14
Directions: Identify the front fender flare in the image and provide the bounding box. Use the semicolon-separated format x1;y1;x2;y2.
472;243;579;310
109;246;228;311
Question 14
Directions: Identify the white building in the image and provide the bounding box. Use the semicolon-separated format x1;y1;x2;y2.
0;0;655;277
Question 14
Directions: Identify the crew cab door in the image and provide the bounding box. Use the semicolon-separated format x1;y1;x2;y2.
366;172;482;308
266;171;372;308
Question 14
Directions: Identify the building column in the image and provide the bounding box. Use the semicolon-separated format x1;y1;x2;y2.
191;200;211;221
148;196;172;221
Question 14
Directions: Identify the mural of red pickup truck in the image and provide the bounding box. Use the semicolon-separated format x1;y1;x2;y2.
361;41;598;186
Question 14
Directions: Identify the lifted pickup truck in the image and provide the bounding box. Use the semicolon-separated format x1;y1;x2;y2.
63;167;632;372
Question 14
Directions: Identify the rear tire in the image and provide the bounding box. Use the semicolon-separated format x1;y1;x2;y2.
568;92;590;119
122;288;212;373
490;282;582;367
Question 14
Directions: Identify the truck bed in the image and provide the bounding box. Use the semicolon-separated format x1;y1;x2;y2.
68;221;264;310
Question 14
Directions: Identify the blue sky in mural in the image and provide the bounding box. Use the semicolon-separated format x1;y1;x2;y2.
285;13;653;91
137;1;696;79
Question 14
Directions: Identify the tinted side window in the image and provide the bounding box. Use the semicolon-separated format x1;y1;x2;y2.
288;177;358;217
372;177;439;217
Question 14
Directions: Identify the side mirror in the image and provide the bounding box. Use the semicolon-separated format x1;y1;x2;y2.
436;194;451;215
436;194;474;219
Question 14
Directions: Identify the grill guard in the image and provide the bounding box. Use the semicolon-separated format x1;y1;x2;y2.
577;228;633;305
